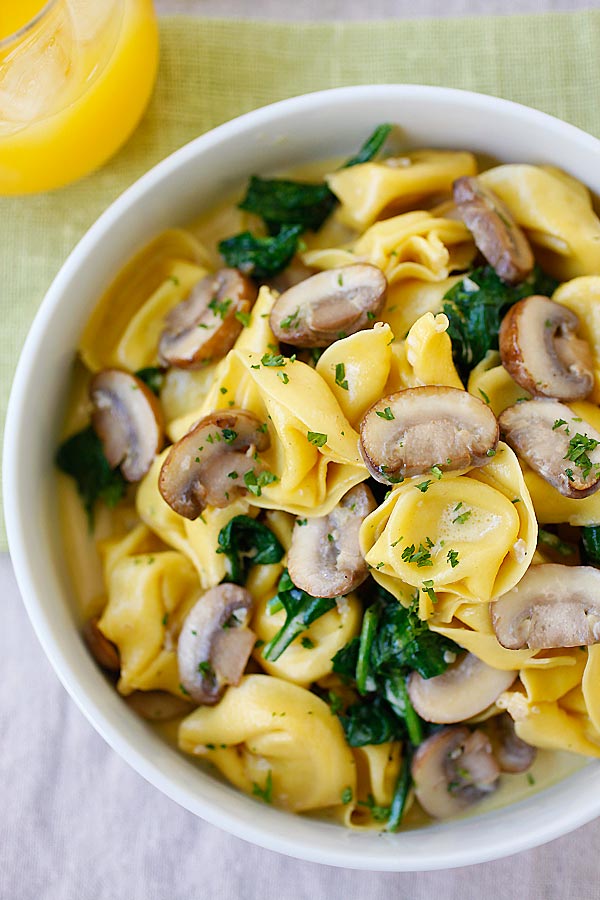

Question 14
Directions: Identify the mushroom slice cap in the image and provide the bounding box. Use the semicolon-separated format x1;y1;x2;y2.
90;369;163;482
177;584;255;705
487;713;537;773
359;385;499;484
287;483;377;598
453;175;534;284
499;295;594;401
159;408;271;520
499;398;600;499
159;268;257;369
270;264;387;348
491;563;600;650
124;691;193;721
407;652;517;724
82;616;120;672
412;726;500;819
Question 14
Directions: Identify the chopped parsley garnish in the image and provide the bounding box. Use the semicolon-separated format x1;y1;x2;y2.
335;362;349;390
277;372;289;384
235;310;251;327
563;432;600;479
301;636;315;649
261;352;286;367
280;307;301;329
401;543;433;567
453;508;472;525
415;480;432;493
307;431;327;447
243;469;278;496
341;786;353;805
376;406;395;420
208;296;232;319
252;770;273;804
221;428;237;444
552;418;568;431
197;660;214;677
478;388;490;404
447;549;460;568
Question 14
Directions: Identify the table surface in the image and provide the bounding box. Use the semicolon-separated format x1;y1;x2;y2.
5;2;600;899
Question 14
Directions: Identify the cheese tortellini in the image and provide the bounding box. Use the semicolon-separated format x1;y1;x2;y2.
61;130;600;833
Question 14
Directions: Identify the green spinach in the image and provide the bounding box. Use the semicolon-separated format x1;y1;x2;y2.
217;515;284;585
443;264;558;383
262;570;336;661
135;366;165;396
56;426;127;526
218;225;303;279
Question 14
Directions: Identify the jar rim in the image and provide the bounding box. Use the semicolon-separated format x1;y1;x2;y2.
0;0;59;51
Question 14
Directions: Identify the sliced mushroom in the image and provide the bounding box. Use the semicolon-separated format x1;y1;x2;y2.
159;268;257;368
407;652;517;724
499;295;594;401
270;264;387;348
486;713;537;773
82;616;120;672
359;386;499;484
491;563;600;650
453;175;534;284
286;483;376;598
499;398;600;499
177;584;255;704
159;408;271;520
412;726;500;819
124;690;193;721
90;369;163;482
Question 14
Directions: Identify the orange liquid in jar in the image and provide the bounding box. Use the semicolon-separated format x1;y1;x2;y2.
0;0;159;194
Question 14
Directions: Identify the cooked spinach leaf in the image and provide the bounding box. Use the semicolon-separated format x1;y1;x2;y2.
443;264;558;383
237;124;392;234
341;695;405;747
370;597;456;680
239;177;336;234
217;515;284;585
385;752;412;832
56;426;127;526
223;124;392;272
262;570;336;661
135;366;165;396
218;225;303;279
331;586;458;748
582;525;600;564
343;123;392;168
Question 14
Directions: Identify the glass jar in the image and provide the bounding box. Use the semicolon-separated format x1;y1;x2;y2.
0;0;159;194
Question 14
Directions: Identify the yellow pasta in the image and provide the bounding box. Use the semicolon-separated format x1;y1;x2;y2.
303;210;475;285
99;547;200;696
361;443;537;612
178;675;357;812
60;131;600;832
326;150;477;230
479;164;600;280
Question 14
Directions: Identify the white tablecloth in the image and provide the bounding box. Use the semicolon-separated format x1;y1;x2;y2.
4;1;600;897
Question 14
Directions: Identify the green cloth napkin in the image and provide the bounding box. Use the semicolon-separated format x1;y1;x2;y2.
2;10;600;550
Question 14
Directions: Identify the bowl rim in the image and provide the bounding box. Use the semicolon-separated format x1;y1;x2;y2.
5;83;600;871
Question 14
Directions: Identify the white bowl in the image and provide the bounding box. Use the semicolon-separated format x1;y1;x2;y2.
5;85;600;871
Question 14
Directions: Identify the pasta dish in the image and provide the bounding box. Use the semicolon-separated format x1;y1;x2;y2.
57;125;600;829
